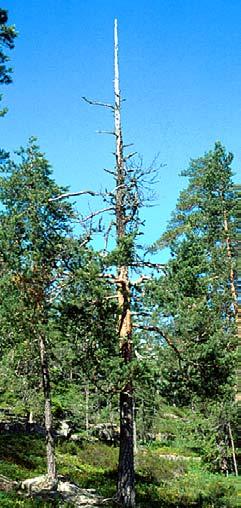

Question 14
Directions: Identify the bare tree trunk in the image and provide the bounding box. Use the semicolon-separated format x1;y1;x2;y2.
39;334;56;480
114;19;135;508
227;423;238;476
85;383;89;431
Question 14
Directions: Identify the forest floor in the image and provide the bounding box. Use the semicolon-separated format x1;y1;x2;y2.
0;432;239;507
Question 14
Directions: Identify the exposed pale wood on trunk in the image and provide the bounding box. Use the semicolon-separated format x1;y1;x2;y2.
114;18;135;508
223;209;238;311
222;204;240;408
222;203;239;470
227;423;238;476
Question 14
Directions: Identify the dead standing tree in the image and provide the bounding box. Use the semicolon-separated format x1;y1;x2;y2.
83;19;135;506
52;19;160;507
113;19;135;507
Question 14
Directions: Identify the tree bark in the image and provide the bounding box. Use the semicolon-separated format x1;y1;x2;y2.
39;334;56;480
116;268;135;507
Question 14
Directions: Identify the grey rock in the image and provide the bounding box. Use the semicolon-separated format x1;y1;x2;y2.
21;476;109;506
21;475;58;494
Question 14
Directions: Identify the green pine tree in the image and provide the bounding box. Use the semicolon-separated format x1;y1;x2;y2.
149;142;237;473
0;138;75;479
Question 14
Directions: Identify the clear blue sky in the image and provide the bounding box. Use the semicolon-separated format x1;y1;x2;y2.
1;0;241;258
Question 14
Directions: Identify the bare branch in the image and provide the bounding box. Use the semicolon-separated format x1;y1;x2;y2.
132;323;182;359
129;261;166;271
49;190;99;202
91;294;119;305
123;143;134;149
104;220;115;251
79;236;91;249
98;273;125;285
82;96;114;110
131;311;151;316
131;275;151;286
80;206;114;223
107;183;125;197
100;273;116;279
96;130;116;136
104;168;116;176
124;152;137;161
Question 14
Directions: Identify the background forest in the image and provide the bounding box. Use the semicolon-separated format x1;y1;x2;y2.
0;5;240;508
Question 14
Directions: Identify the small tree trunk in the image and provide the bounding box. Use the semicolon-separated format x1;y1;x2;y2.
85;383;89;431
133;400;137;455
39;334;56;480
227;423;238;476
28;411;34;424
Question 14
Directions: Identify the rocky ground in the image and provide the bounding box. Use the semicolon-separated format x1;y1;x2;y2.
21;475;110;506
0;474;111;507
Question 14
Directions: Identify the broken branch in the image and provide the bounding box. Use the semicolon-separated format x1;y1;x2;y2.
80;206;114;223
82;96;114;110
49;190;99;202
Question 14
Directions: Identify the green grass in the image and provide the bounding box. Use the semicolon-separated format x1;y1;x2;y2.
0;433;239;507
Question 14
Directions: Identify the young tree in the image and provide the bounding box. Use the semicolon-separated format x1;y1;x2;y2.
53;245;120;408
0;138;75;480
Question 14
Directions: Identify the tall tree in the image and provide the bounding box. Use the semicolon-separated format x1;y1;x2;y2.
234;184;241;458
150;143;237;472
53;18;159;507
113;19;135;507
234;185;241;400
0;138;74;480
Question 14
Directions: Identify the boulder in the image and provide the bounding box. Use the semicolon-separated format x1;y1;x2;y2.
21;475;58;494
90;423;119;444
0;474;19;492
21;476;109;506
58;420;72;438
58;482;106;506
